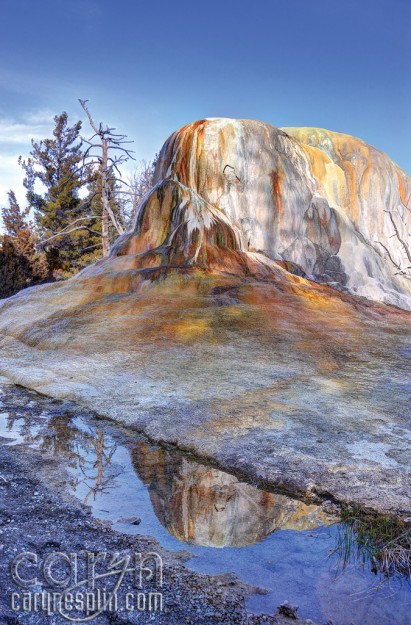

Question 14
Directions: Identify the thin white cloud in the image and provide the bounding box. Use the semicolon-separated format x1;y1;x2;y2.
0;110;54;145
0;154;25;198
22;109;56;125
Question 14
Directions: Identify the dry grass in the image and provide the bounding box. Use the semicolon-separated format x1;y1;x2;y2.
332;505;411;580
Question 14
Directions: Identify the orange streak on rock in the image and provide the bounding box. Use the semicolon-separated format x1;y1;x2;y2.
269;164;284;225
176;119;207;188
397;170;409;207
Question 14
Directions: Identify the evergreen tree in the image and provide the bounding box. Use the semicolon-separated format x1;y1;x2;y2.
0;237;33;298
0;191;48;298
1;190;30;236
19;112;101;277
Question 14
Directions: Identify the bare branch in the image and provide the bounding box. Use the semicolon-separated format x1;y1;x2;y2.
79;99;99;135
106;145;135;155
105;204;124;235
384;210;411;264
374;241;401;270
107;177;132;188
78;242;103;253
40;225;101;244
78;98;136;249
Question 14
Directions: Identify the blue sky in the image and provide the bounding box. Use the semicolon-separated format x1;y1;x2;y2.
0;0;410;221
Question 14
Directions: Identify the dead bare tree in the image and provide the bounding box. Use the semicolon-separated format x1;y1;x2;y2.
79;429;119;505
123;159;157;228
375;206;411;279
78;99;135;255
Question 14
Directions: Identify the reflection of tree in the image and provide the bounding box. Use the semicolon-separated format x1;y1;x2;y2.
6;411;30;437
77;428;119;504
37;416;85;458
3;403;121;503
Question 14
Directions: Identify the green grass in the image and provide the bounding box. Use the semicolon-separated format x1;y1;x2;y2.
331;505;411;580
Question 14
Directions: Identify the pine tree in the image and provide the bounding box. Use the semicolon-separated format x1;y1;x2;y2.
0;237;33;298
0;191;48;298
19;112;101;277
1;190;30;236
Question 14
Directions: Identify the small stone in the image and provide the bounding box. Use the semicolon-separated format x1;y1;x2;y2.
278;601;299;619
117;516;141;525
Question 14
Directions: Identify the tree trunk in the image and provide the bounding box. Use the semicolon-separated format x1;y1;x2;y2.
78;99;126;252
102;208;109;256
101;137;110;256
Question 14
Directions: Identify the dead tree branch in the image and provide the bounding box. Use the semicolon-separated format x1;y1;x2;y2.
79;98;135;255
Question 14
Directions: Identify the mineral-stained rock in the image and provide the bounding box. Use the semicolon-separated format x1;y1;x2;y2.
0;118;410;516
284;126;411;306
112;118;411;309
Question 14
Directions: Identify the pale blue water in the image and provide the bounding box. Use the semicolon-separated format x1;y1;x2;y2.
0;384;410;625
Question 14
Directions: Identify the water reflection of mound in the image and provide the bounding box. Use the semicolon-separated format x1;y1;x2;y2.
131;442;331;548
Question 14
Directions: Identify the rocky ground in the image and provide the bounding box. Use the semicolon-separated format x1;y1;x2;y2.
0;381;321;625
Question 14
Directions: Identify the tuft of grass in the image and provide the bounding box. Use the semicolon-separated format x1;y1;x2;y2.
331;505;411;580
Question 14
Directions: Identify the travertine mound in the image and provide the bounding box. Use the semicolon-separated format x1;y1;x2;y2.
111;118;411;309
